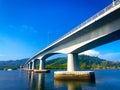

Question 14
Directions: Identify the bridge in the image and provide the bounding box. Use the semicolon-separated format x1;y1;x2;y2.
24;0;120;80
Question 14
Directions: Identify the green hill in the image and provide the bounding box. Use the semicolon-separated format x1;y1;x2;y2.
0;58;28;70
1;55;120;70
45;55;120;69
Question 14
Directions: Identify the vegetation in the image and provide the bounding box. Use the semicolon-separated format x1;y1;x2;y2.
45;55;120;69
0;66;19;70
0;58;28;70
0;55;120;70
46;57;67;69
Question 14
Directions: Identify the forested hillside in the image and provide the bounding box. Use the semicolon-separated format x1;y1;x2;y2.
0;58;28;70
0;55;120;70
46;55;120;69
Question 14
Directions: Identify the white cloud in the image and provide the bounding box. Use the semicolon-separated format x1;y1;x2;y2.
79;50;120;61
79;50;100;56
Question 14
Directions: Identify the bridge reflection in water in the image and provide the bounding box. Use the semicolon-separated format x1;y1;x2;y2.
26;71;95;90
54;79;95;90
27;72;45;90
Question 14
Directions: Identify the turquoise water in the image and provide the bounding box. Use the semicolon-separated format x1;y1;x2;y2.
0;70;120;90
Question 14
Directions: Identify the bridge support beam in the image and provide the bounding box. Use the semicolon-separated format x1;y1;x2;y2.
32;60;35;70
67;53;79;71
24;63;29;70
27;62;33;71
54;53;95;82
27;64;29;69
26;63;30;70
39;60;45;70
34;59;50;73
28;62;31;70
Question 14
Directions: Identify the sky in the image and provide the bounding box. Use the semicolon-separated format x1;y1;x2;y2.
0;0;120;61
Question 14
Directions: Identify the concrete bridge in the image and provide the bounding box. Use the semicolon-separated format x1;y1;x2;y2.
24;0;120;80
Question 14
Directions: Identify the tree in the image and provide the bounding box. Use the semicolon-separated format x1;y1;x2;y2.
80;63;87;69
91;63;96;69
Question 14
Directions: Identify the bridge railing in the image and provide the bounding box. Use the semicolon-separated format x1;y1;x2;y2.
52;0;120;43
41;0;120;54
60;0;120;39
25;0;120;64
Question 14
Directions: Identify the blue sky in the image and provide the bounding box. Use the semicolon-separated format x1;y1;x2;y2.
0;0;120;61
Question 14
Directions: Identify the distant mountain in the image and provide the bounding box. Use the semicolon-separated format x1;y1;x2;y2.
0;58;28;70
0;55;120;70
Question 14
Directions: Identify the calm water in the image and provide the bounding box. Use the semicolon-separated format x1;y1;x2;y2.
0;70;120;90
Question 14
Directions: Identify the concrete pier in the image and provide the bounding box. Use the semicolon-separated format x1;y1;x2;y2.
34;69;50;73
39;60;45;70
34;59;50;73
54;53;95;81
54;71;95;82
31;60;35;70
67;53;79;71
28;62;31;70
27;62;33;71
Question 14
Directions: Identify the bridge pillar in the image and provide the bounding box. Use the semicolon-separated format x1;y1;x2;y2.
34;59;50;73
67;53;79;71
54;53;95;81
27;64;29;69
28;62;31;70
28;62;33;71
39;59;45;70
32;60;35;70
24;64;28;70
27;63;29;70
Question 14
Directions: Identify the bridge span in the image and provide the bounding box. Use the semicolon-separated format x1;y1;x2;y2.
24;0;120;80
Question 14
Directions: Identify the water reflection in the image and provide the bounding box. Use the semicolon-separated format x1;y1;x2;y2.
1;70;120;90
37;73;45;90
54;80;95;90
27;71;45;90
26;71;95;90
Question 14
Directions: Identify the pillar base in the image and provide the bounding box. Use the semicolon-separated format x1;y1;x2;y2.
34;69;50;73
54;71;95;82
23;68;28;70
27;69;34;72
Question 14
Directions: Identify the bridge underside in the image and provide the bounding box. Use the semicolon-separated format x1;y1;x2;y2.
73;29;120;53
